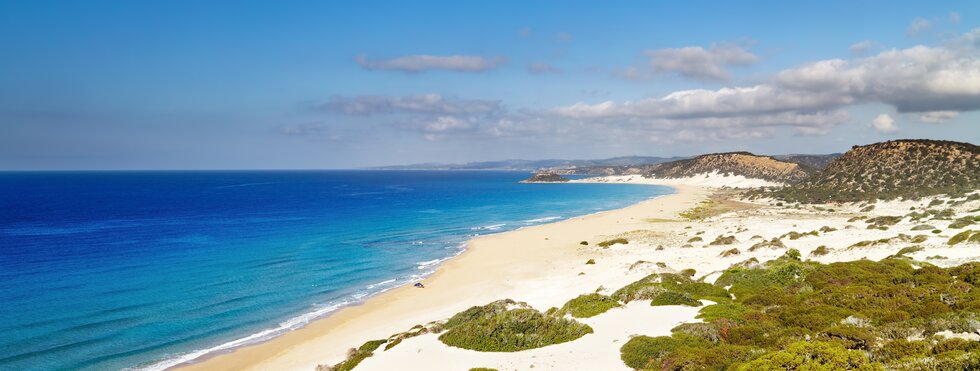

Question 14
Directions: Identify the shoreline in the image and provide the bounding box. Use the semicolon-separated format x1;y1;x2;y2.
176;183;707;371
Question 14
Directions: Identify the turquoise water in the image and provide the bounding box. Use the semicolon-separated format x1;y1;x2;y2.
0;170;671;370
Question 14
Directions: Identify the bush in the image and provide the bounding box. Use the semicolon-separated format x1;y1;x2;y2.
613;273;730;304
558;293;619;318
949;217;975;229
597;238;628;248
948;230;975;245
621;333;757;370
439;307;592;352
710;235;738;245
651;291;702;306
894;246;924;256
579;240;588;245
736;341;881;370
585;258;595;265
325;339;388;371
720;248;741;257
688;236;703;242
811;245;830;256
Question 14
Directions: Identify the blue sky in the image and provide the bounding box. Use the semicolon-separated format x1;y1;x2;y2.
1;1;978;169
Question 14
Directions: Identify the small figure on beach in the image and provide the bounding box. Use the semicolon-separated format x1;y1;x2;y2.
414;282;425;288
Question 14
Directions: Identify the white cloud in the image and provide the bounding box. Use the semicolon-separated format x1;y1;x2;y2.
553;29;980;141
553;85;851;120
643;42;758;81
557;32;574;42
355;54;506;73
918;111;959;123
849;40;873;54
322;94;500;115
526;62;559;74
951;12;961;24
907;18;932;36
872;113;898;132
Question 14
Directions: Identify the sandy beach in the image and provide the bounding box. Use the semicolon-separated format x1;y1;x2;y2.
179;183;709;371
180;174;980;371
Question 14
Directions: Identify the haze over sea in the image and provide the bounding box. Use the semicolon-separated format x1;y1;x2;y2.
0;170;670;370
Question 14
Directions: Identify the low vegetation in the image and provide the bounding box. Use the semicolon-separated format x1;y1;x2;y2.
438;299;593;352
597;238;629;248
620;257;980;370
558;293;620;318
810;245;830;256
612;273;729;305
318;339;387;371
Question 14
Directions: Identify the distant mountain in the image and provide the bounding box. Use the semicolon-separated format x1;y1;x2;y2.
772;153;842;170
772;139;980;202
373;156;685;171
646;152;812;182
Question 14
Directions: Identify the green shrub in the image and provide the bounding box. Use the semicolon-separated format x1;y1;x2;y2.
737;341;881;370
894;246;924;256
697;302;751;322
558;293;620;318
710;235;738;245
579;240;588;245
597;238;628;248
439;307;592;352
720;248;740;257
688;236;703;242
911;224;935;231
326;339;388;371
948;230;975;245
612;273;729;304
811;245;830;256
949;217;975;229
585;258;595;265
651;291;702;306
784;249;802;260
620;333;756;370
749;237;787;252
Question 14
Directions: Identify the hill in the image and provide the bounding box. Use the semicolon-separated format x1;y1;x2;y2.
645;152;812;182
772;139;980;202
772;153;842;170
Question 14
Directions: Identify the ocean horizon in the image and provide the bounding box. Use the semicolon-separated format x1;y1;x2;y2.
0;170;671;370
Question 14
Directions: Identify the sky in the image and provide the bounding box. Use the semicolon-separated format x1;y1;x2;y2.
0;1;978;170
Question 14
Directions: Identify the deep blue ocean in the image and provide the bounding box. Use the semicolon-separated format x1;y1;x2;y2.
0;170;670;370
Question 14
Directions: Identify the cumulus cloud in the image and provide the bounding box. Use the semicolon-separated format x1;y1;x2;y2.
849;40;873;54
907;18;932;36
872;113;898;132
527;62;559;74
643;42;758;81
355;54;506;73
566;30;980;118
321;94;500;115
553;29;980;141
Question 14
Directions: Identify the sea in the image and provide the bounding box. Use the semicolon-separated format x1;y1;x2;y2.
0;170;671;370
